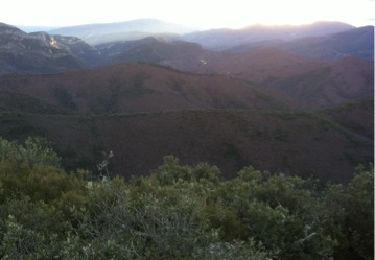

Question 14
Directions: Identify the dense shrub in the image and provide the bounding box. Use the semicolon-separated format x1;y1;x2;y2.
0;137;61;167
0;138;373;259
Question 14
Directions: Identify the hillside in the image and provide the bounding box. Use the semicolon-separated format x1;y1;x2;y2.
267;57;374;108
0;110;372;182
228;26;374;62
95;39;322;85
0;63;289;114
193;47;323;83
320;99;374;139
95;38;211;68
96;37;323;82
97;40;373;108
279;26;375;62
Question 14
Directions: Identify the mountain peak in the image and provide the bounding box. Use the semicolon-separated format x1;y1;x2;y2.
0;22;17;28
0;22;24;33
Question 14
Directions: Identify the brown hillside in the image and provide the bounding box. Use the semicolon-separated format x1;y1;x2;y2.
0;64;289;113
267;57;374;108
195;47;324;83
320;99;374;140
104;41;324;83
0;110;371;182
102;40;372;108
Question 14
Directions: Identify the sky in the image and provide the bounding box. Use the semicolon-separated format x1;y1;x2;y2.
1;0;374;29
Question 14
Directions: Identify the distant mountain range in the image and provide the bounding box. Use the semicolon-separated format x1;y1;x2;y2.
183;21;355;49
0;21;373;108
19;19;358;48
49;19;195;45
230;25;374;62
93;32;373;109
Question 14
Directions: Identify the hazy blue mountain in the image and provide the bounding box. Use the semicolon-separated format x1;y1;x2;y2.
183;21;354;49
90;31;180;45
278;25;374;62
49;19;194;45
229;26;374;62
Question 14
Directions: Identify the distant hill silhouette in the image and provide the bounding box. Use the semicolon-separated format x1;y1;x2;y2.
183;22;354;49
280;26;374;62
50;19;195;45
230;26;374;62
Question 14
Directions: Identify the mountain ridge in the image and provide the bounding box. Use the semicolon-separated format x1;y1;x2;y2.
183;21;354;49
49;19;196;44
0;22;100;75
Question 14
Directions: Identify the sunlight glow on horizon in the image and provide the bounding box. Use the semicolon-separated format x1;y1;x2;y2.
1;0;374;29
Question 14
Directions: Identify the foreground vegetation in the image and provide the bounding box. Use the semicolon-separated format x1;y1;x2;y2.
0;137;373;259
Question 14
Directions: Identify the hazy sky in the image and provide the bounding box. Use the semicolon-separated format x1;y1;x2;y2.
1;0;374;28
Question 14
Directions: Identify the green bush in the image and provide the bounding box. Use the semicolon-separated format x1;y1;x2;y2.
0;137;373;259
323;166;374;259
0;137;61;167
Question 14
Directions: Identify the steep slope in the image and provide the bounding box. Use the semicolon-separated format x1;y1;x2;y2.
267;57;374;108
0;91;69;114
0;63;289;114
43;33;101;65
229;26;374;62
95;38;218;70
0;110;371;182
279;26;374;62
183;22;354;49
194;47;324;83
0;23;99;75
